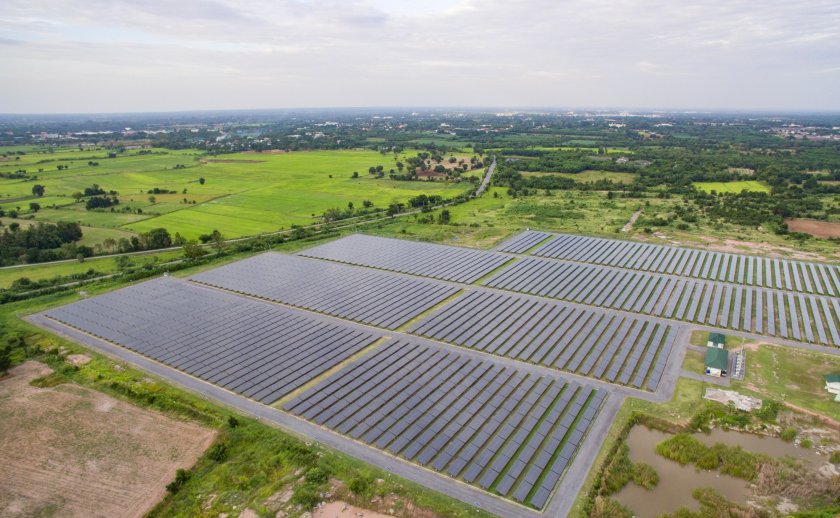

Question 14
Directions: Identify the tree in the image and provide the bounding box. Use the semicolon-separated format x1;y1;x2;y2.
148;195;156;204
29;202;40;213
114;255;133;270
141;228;172;249
31;184;45;197
198;177;206;185
347;201;354;210
166;469;192;493
438;209;451;224
352;171;359;178
210;229;224;254
103;237;117;251
362;200;373;208
183;241;207;260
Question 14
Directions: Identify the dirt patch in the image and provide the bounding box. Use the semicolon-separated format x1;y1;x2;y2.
66;354;91;366
0;361;216;518
785;218;840;239
243;149;288;154
201;159;264;164
622;209;642;233
315;501;394;518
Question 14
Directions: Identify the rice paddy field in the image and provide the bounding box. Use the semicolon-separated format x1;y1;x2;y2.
692;180;771;194
0;147;475;241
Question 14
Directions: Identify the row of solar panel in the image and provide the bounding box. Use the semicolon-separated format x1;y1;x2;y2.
299;234;512;283
410;291;676;390
284;340;604;509
43;277;381;403
190;253;460;329
496;230;554;254
485;257;840;346
512;231;840;297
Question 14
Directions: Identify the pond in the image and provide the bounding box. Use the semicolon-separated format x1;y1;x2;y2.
613;426;820;517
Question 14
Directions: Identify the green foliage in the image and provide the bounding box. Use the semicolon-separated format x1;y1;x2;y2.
166;468;192;493
227;415;239;428
830;450;840;464
207;442;228;462
800;438;813;449
349;475;371;495
781;427;797;442
631;462;659;490
655;435;760;481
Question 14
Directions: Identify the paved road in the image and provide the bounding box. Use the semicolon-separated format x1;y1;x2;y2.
475;157;496;197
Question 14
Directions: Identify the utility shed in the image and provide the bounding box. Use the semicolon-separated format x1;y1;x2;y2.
826;374;840;395
705;347;729;377
707;332;726;348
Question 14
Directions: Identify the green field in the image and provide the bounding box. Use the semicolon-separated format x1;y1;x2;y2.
692;181;771;194
1;147;474;241
521;170;638;184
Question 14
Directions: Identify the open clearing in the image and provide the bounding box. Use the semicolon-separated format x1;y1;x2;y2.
692;180;771;194
786;218;840;238
0;361;215;518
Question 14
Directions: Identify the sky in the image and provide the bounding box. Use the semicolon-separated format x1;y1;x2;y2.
1;0;839;113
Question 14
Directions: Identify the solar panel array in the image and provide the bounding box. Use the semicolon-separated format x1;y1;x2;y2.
531;233;840;296
285;339;605;509
190;253;460;329
496;230;553;254
485;257;840;346
44;277;381;403
410;291;676;390
300;234;512;283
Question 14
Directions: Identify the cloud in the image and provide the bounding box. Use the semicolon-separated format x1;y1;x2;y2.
0;0;838;112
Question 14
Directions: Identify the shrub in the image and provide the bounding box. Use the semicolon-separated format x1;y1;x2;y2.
208;442;228;462
348;476;370;495
166;468;192;493
291;484;321;508
800;438;813;449
781;427;797;442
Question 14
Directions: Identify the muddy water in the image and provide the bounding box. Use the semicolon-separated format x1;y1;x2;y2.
614;427;750;517
614;426;821;517
697;428;821;467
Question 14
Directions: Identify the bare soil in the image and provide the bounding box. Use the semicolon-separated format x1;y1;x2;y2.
0;361;215;518
315;501;394;518
785;218;840;239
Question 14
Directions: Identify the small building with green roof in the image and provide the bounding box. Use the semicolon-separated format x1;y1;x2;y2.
826;374;840;396
705;347;729;377
707;332;726;348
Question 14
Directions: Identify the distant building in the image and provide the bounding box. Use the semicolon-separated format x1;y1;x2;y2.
705;347;729;377
826;374;840;395
707;332;725;348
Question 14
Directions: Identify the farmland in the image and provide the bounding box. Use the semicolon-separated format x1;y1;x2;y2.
0;147;476;243
692;181;771;194
0;361;215;518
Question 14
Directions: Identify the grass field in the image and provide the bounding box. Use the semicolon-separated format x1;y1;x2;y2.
692;181;771;194
521;170;638;184
732;343;840;422
0;249;182;288
1;147;475;242
364;187;650;249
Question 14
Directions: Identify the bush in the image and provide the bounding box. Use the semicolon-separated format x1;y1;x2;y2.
781;427;797;442
830;450;840;464
166;468;192;493
631;462;659;490
207;442;228;462
291;484;321;509
800;438;812;449
348;475;370;495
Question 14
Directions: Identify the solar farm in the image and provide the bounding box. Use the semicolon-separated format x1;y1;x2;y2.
31;230;840;515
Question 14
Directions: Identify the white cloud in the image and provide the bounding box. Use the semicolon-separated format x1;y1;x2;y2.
0;0;838;112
